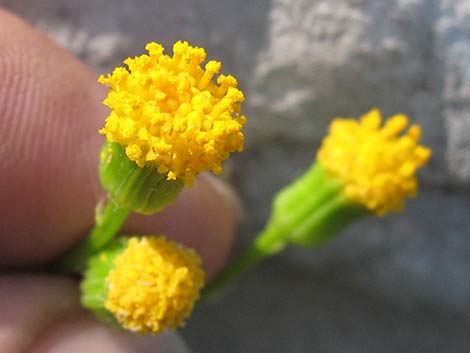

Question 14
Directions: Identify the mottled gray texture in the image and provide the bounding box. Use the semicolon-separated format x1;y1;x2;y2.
438;0;470;181
1;0;469;352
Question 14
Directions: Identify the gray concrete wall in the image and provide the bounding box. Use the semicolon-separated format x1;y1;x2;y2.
2;0;469;352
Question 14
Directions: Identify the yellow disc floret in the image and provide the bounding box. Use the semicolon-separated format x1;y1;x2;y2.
317;108;431;215
98;41;246;184
105;236;205;334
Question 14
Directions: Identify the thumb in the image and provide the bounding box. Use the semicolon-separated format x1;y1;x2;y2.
0;275;191;353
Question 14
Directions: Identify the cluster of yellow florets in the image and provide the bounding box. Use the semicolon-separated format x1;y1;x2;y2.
317;109;431;215
105;236;205;334
99;41;246;184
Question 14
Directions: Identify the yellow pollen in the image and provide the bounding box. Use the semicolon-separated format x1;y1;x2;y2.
105;236;205;334
98;41;246;184
317;108;431;215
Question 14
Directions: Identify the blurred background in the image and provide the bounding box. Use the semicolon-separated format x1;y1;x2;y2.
1;0;469;351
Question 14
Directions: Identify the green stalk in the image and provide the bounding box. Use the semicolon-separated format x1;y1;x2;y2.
58;198;130;273
201;221;286;299
88;199;131;251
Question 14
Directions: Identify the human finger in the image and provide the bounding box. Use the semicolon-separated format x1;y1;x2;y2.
0;10;239;276
0;275;190;353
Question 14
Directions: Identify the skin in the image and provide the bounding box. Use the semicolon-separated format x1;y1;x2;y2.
0;9;239;353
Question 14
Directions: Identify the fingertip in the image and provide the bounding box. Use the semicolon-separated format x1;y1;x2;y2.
31;312;191;353
0;9;107;267
0;275;79;353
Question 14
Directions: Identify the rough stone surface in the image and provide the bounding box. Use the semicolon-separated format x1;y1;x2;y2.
437;0;470;181
1;0;469;352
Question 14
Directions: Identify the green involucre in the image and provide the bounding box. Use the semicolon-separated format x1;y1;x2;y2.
100;142;184;215
80;238;127;326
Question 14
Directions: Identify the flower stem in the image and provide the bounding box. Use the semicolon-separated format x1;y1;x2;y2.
89;198;131;250
201;221;286;300
58;198;130;273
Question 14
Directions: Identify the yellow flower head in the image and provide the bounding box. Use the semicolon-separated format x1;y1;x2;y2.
99;41;246;184
317;108;431;215
105;236;205;334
